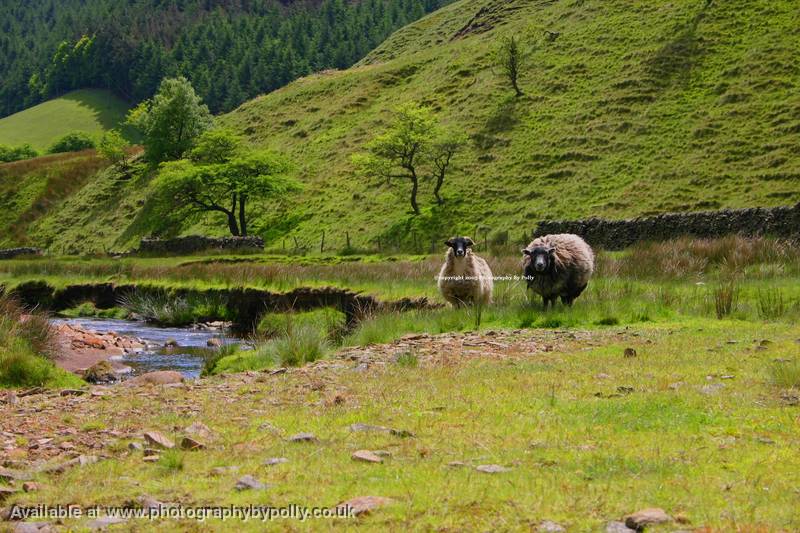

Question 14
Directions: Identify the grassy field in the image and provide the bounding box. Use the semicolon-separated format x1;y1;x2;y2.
3;319;800;530
0;89;132;151
1;237;800;529
1;0;798;253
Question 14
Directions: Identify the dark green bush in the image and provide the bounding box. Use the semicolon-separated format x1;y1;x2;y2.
0;143;38;162
48;131;96;154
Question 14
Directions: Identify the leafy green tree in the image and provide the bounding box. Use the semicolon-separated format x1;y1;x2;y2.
48;131;96;154
97;130;132;174
127;76;212;163
353;104;437;215
152;130;298;236
353;104;464;213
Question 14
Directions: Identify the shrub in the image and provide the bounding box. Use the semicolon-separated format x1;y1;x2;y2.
48;131;96;154
0;143;38;162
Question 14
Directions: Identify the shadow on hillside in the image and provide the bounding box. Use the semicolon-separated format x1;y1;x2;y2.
645;4;712;86
60;90;138;141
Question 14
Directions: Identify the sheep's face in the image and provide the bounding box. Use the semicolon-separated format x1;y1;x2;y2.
523;246;554;273
445;237;474;258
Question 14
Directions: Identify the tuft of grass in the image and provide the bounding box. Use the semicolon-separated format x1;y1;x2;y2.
0;293;83;388
713;281;739;319
395;350;419;368
157;450;185;472
757;288;787;320
767;359;800;389
117;291;230;326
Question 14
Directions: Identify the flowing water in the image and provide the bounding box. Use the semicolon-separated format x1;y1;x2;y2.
52;318;232;379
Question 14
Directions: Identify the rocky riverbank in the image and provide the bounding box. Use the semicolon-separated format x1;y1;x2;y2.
52;322;146;376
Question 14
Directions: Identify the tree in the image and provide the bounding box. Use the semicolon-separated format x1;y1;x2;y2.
353;104;437;215
127;76;212;163
353;104;464;213
497;35;524;97
151;130;298;236
97;130;132;174
430;131;467;205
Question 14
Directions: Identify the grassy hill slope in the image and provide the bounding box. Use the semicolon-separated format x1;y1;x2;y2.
0;89;132;150
4;0;800;254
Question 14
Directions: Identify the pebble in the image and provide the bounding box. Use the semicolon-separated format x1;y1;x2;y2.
475;464;511;474
288;432;318;443
537;520;565;532
264;458;289;466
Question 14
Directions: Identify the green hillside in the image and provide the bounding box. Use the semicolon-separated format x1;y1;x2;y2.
0;89;131;150
4;0;800;253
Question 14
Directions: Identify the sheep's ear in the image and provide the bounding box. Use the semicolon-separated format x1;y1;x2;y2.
521;249;532;256
464;238;474;247
547;247;556;255
444;239;454;247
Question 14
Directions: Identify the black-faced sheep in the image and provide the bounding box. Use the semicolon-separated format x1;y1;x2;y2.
438;237;493;307
522;234;594;309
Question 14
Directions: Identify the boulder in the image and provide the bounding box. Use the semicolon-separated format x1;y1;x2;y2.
82;361;117;384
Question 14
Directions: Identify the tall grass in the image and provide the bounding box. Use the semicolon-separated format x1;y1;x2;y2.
117;291;230;326
0;293;81;387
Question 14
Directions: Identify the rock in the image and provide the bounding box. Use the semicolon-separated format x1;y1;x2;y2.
126;371;184;386
83;361;117;384
143;431;175;449
180;437;205;451
0;487;18;502
605;522;636;533
138;495;165;510
335;496;395;516
143;448;160;457
538;521;565;532
447;461;468;468
22;482;39;493
235;475;267;491
164;339;179;348
475;464;511;474
351;450;383;464
87;516;128;529
288;432;317;443
59;389;86;397
264;458;289;466
143;456;160;463
3;391;18;405
128;442;143;452
624;508;671;530
0;467;32;482
184;422;215;441
624;348;637;358
207;338;223;348
349;423;391;434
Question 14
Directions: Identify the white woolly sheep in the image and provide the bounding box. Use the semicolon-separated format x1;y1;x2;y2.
437;237;493;307
522;233;594;308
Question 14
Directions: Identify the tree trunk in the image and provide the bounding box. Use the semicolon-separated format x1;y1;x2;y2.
238;194;247;237
409;172;420;215
227;212;240;236
434;170;445;205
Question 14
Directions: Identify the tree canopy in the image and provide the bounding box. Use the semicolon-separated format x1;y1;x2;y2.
353;104;464;214
152;130;298;237
127;77;212;163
